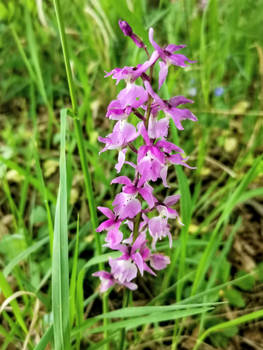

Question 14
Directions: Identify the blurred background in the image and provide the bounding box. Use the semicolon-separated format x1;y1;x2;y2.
0;0;263;349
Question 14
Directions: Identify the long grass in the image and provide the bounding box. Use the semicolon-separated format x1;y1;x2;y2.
51;109;70;350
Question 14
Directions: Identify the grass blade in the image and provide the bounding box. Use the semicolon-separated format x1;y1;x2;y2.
194;309;263;350
51;109;70;350
34;325;53;350
0;271;27;334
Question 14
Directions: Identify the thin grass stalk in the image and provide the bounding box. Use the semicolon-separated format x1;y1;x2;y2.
119;290;130;350
52;0;108;346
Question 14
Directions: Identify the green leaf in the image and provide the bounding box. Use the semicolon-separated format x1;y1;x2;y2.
234;271;255;291
30;206;47;225
221;325;239;338
51;109;70;350
224;288;245;308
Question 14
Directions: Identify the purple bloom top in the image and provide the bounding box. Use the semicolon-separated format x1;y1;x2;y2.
93;20;197;293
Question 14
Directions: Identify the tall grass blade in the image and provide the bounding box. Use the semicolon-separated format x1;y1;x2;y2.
51;109;70;350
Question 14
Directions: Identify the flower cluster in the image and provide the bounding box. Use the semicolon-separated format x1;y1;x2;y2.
93;20;197;293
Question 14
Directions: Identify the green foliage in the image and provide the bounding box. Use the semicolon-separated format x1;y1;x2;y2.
234;271;255;291
224;288;245;308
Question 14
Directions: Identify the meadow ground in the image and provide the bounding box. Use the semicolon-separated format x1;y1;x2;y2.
0;0;263;349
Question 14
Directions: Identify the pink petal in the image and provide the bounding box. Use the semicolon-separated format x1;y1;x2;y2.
138;183;156;208
160;165;169;188
164;195;180;206
96;219;114;232
149;28;160;49
132;233;146;253
144;81;166;108
123;281;138;290
165;44;186;53
156;140;183;154
158;61;168;89
169;96;194;107
148;116;169;139
150;254;170;270
169;53;196;67
133;252;144;276
97;206;114;219
124;198;141;219
105;229;123;248
115;149;127;173
111;176;133;186
118;84;148;109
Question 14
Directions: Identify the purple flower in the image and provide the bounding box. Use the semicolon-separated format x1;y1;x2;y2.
98;120;138;152
98;120;139;173
96;206;122;232
94;20;197;293
118;233;155;276
112;191;141;219
148;215;172;250
111;176;157;219
119;20;145;48
150;254;170;270
149;28;195;89
106;100;133;120
111;176;157;209
118;83;148;109
214;87;224;97
92;270;137;292
96;207;123;249
144;81;197;130
148;115;170;139
109;257;137;284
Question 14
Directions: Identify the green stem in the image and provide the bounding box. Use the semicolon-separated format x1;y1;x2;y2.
53;0;101;259
52;0;108;347
119;290;130;350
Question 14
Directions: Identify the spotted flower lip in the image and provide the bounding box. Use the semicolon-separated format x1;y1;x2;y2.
117;232;155;276
98;120;138;152
117;83;148;109
109;257;137;284
93;20;197;293
106;100;133;120
111;176;157;209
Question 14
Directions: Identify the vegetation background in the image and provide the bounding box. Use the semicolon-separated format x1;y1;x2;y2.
0;0;263;349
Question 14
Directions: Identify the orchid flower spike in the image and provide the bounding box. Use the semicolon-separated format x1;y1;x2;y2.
93;20;197;293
